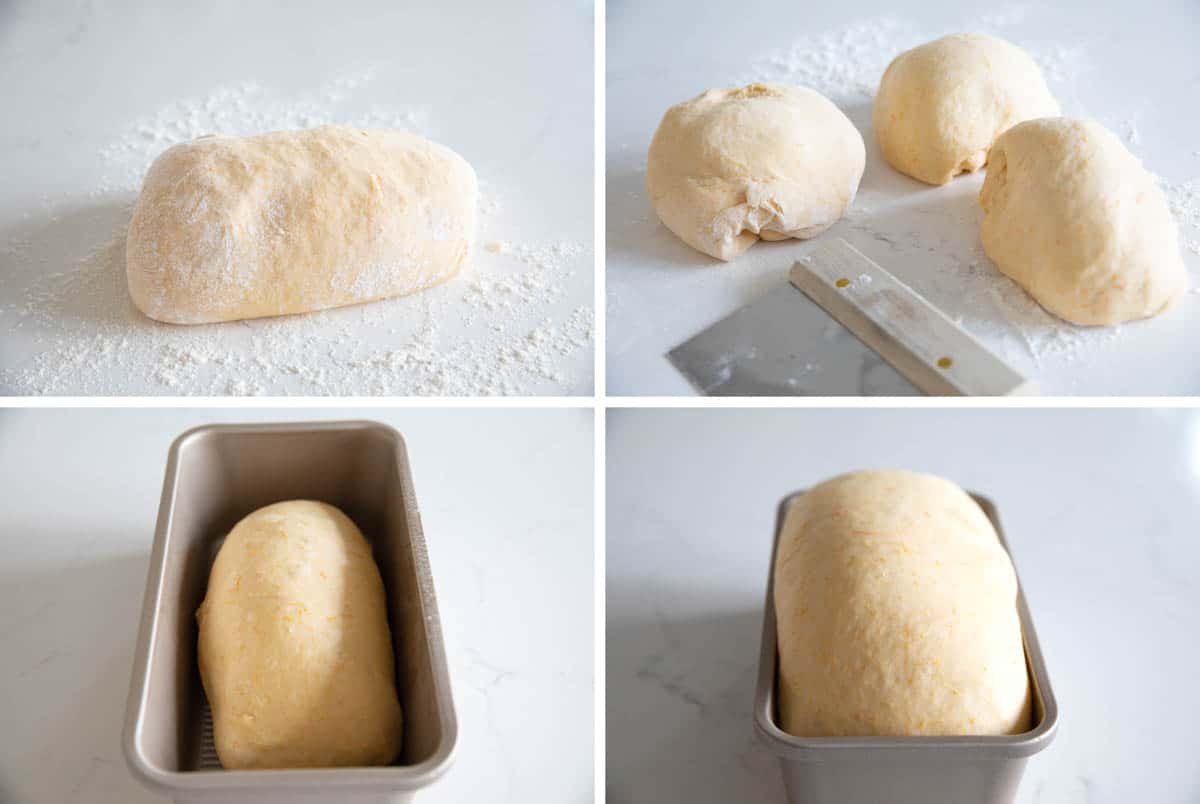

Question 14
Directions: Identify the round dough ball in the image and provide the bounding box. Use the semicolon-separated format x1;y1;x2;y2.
980;118;1187;325
126;126;477;324
874;33;1059;185
196;500;403;769
774;470;1031;737
646;83;865;261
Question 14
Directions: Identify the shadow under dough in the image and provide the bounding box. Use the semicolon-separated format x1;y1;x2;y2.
605;160;720;270
0;197;142;328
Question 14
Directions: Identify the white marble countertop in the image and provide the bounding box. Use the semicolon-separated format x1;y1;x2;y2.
607;0;1200;396
0;0;594;396
607;407;1200;802
0;407;594;803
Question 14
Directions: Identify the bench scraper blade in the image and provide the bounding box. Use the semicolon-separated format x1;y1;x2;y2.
667;283;920;396
667;237;1034;397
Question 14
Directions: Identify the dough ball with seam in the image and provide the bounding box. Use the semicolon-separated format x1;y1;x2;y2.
646;83;865;261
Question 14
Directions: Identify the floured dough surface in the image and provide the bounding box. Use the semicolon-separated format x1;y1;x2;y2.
196;500;403;769
980;117;1187;325
646;83;864;261
774;470;1031;737
126;125;477;324
874;33;1058;186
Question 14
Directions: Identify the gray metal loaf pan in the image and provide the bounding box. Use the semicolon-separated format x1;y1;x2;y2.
123;421;457;804
754;490;1058;804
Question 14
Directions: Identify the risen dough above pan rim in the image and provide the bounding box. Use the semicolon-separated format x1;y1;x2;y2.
774;470;1032;737
196;500;403;769
126;125;477;324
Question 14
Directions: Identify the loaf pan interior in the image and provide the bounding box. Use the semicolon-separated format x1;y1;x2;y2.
125;421;454;786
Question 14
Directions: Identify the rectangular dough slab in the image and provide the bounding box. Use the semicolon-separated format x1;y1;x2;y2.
125;126;477;324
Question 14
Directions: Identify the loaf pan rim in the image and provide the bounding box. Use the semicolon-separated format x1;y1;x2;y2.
753;487;1059;759
122;420;458;793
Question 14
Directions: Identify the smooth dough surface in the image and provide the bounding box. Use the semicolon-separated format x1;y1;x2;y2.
774;470;1031;737
874;33;1058;185
196;500;403;769
126;126;477;324
980;118;1187;325
646;83;865;261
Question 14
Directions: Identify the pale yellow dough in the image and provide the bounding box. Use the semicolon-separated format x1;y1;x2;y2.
646;83;864;261
126;126;477;324
196;500;403;769
774;470;1032;737
874;33;1058;185
980;118;1187;325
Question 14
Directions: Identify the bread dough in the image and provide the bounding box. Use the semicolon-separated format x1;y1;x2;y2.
196;500;403;769
980;118;1187;325
874;33;1058;185
774;470;1031;737
126;126;477;324
646;83;865;261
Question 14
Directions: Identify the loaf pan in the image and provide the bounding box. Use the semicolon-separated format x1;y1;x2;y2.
754;490;1058;804
123;421;456;804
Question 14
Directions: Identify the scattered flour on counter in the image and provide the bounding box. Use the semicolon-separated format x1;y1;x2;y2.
1161;177;1200;256
740;8;1084;104
1030;42;1090;85
0;69;593;396
465;242;586;314
741;18;921;102
1120;118;1142;146
978;6;1029;27
1;219;592;396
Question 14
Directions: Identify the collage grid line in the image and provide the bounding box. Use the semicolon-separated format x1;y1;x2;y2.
2;1;1199;803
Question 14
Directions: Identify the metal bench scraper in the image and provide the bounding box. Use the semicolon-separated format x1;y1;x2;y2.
666;238;1036;396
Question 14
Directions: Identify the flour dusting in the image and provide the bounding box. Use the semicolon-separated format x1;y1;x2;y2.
1;70;592;396
1162;178;1200;256
742;18;920;102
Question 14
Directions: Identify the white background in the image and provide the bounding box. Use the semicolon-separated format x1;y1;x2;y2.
0;0;594;396
607;0;1200;396
0;407;594;803
608;407;1200;803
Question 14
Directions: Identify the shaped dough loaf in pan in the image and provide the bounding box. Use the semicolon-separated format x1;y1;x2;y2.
196;500;403;769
